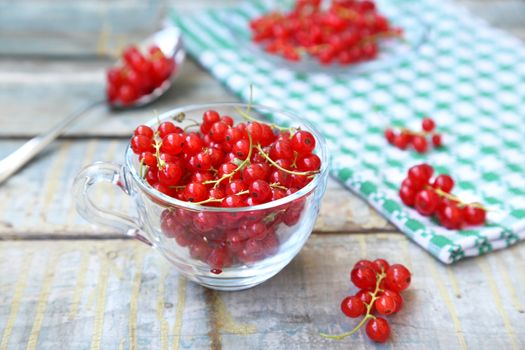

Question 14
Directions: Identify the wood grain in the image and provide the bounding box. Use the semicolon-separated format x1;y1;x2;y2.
0;59;233;138
0;235;524;349
0;139;391;238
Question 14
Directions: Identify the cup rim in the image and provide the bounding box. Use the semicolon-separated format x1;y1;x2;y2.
125;102;329;212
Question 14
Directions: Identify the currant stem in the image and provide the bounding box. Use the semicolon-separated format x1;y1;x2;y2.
256;144;319;177
153;138;165;169
320;315;374;340
202;132;253;188
183;122;201;132
428;186;488;210
139;159;146;179
234;106;294;133
270;183;288;191
194;197;223;205
320;271;387;340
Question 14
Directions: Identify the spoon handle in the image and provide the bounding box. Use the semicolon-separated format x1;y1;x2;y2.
0;100;104;185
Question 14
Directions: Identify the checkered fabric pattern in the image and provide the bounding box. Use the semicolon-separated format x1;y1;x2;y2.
171;0;525;263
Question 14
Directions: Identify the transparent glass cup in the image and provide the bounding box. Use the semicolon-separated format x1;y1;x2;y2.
73;103;329;290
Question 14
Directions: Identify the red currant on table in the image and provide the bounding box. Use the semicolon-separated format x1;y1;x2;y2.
341;296;365;318
366;317;390;343
322;259;412;344
351;266;377;290
385;264;411;292
375;295;396;315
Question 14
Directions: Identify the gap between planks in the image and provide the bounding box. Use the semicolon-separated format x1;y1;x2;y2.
0;229;402;242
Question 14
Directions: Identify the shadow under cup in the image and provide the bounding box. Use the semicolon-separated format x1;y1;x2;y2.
74;103;329;290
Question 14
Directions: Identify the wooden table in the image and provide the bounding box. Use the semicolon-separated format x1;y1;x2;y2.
1;1;524;349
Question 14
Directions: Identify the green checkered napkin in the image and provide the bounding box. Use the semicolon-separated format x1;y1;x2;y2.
172;0;525;263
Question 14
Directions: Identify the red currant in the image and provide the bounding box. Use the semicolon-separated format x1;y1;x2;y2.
291;130;316;154
437;203;463;229
385;264;411;292
351;266;377;291
340;296;366;318
432;133;443;148
134;125;154;138
366;317;390;343
372;258;390;273
414;189;440;216
433;174;454;193
249;180;272;204
412;135;428;153
131;135;154;154
463;205;486;226
399;185;417;207
382;289;403;312
421;117;435;132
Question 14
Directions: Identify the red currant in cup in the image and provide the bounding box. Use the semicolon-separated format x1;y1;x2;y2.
117;103;328;288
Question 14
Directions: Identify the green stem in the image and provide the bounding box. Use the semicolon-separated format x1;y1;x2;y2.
320;271;386;340
270;183;288;191
194;197;224;205
153;139;165;169
183;122;200;132
256;144;319;176
427;186;488;210
234;106;294;132
203;132;253;188
320;314;374;340
139;159;146;179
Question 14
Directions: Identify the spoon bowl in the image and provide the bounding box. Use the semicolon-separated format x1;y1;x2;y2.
110;25;185;109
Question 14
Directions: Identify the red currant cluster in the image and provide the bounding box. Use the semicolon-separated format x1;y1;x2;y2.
322;259;411;343
106;45;175;105
130;109;322;273
250;0;402;65
400;163;487;229
385;117;443;153
130;110;321;205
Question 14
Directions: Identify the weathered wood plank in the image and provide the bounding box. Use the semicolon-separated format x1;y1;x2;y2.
0;139;392;237
1;235;524;349
0;58;234;138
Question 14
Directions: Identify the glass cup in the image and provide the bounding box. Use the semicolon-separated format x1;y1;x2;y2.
73;103;329;290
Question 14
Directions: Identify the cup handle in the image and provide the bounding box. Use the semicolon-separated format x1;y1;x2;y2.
72;161;153;246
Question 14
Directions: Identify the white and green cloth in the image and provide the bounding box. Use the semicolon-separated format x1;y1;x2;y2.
172;0;525;263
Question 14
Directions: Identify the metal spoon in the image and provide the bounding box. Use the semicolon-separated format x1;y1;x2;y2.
0;24;185;185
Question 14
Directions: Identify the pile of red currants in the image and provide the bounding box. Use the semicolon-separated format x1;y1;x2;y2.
106;45;175;105
399;163;486;229
322;259;412;343
385;117;443;153
130;108;322;273
250;0;402;65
